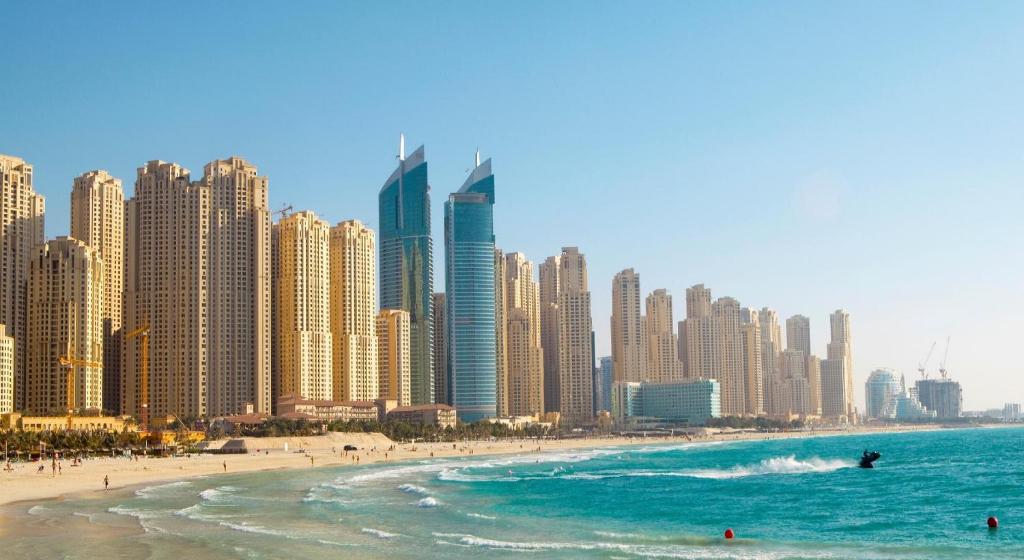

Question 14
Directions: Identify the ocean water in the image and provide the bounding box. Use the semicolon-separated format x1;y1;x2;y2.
6;427;1023;559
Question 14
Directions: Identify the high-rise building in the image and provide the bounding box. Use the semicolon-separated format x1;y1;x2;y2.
646;289;682;382
124;158;271;419
444;154;496;422
785;315;811;356
432;293;448;404
379;137;434;405
806;354;822;415
539;255;560;412
0;325;12;414
681;284;714;379
330;220;378;402
504;252;544;417
915;378;962;419
611;269;645;383
865;369;901;419
758;307;784;415
272;211;333;404
25;237;104;414
821;309;854;420
596;356;613;413
555;247;594;424
780;349;808;414
711;297;745;416
740;308;764;416
377;309;411;406
0;155;45;411
71;170;125;414
494;248;508;417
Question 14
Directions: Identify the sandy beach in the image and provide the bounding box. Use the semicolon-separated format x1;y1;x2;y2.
0;424;953;510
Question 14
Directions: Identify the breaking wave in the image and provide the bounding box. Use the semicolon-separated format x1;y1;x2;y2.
683;456;853;479
416;496;441;508
397;483;430;495
362;527;400;539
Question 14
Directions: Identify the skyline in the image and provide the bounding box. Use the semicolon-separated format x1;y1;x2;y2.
3;2;1023;409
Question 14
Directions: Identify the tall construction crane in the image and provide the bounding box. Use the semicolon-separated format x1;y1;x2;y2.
917;341;936;379
125;325;151;431
57;355;101;430
272;204;293;221
939;336;951;379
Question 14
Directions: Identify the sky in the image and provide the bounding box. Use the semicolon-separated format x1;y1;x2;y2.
2;1;1022;410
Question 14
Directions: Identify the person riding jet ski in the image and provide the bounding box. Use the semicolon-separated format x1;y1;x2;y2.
859;450;881;468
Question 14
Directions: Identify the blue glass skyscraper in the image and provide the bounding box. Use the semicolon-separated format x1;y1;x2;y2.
444;153;496;422
379;137;434;405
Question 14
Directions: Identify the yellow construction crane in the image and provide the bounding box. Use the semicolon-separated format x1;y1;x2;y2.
125;325;151;431
57;355;102;430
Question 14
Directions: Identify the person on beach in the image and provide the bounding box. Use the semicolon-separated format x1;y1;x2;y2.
104;475;109;491
223;461;227;472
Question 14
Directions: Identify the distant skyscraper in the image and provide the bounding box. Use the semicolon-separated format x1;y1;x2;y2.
711;296;745;416
682;284;714;379
611;269;645;383
432;293;448;404
555;247;594;424
494;248;509;417
26;237;104;414
272;211;333;404
785;315;811;356
865;369;901;419
915;378;962;419
646;289;682;382
539;255;560;413
596;356;613;412
807;354;822;415
0;325;12;414
740;308;764;416
330;220;378;402
71;170;125;413
124;158;271;419
758;307;784;415
0;154;45;411
821;309;855;420
444;153;497;422
504;252;544;417
377;309;411;406
379;137;434;405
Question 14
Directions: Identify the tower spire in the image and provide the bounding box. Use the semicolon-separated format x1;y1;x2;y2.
399;133;405;161
475;148;480;168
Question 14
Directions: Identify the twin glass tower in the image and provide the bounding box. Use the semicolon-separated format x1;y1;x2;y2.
379;137;497;421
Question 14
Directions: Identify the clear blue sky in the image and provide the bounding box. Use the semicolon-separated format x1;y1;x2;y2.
3;1;1021;410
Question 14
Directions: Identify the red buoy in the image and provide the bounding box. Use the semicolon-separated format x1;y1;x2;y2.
724;528;735;539
987;516;999;529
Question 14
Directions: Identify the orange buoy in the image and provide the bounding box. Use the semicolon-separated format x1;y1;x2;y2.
987;516;999;529
724;528;735;539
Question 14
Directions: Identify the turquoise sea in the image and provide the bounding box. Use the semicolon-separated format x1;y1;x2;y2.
6;427;1023;559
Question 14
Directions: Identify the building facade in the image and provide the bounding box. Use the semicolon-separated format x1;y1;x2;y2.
432;293;448;404
555;247;594;424
377;309;411;406
821;309;854;420
25;238;104;414
272;211;333;404
539;255;560;412
330;220;378;402
611;269;645;383
71;170;125;413
504;252;544;417
915;378;962;419
711;296;745;416
0;325;11;414
612;379;721;425
444;155;497;422
740;309;764;415
0;155;46;411
646;289;682;382
379;139;434;405
494;248;508;416
865;369;901;419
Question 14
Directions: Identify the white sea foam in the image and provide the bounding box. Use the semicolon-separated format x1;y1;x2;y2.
200;485;239;501
397;483;430;495
108;504;169;520
361;527;400;539
415;496;441;508
683;455;853;479
135;480;193;498
27;505;48;516
466;512;497;520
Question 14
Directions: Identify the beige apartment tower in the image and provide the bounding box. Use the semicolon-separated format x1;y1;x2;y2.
25;238;104;414
759;307;784;415
555;247;594;424
330;220;379;402
273;212;333;404
822;309;855;420
124;158;271;419
539;255;560;412
504;251;544;416
0;325;14;414
71;170;125;413
494;248;509;416
0;155;46;411
681;284;714;379
646;289;682;382
740;308;764;416
712;297;746;416
377;309;411;406
611;269;645;383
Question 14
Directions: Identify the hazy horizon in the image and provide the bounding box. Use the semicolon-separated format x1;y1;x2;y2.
2;1;1021;410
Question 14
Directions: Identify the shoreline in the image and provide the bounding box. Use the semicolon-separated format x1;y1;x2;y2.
0;422;982;513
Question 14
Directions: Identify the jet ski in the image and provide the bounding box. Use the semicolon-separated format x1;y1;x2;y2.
858;450;881;468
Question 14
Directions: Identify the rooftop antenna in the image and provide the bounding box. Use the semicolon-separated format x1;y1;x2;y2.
398;133;405;161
